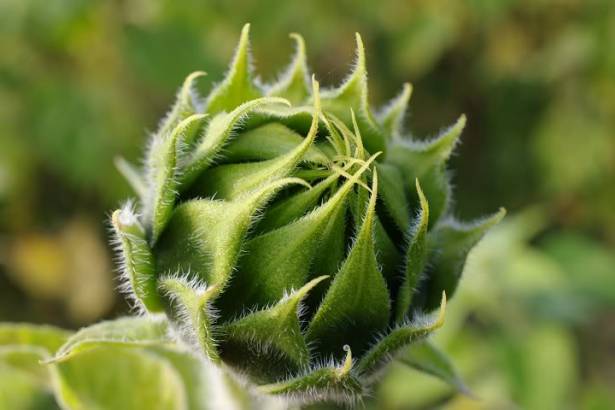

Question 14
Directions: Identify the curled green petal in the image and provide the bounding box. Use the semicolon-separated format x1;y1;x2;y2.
147;113;208;244
181;96;291;187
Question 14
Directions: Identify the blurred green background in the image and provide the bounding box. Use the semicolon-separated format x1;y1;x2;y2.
1;0;613;408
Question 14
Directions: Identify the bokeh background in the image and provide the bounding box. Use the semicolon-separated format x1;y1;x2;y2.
1;0;613;408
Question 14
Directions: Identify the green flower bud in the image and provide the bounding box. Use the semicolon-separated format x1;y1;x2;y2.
111;24;504;405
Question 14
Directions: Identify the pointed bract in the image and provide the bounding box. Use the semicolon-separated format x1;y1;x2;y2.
378;82;413;138
395;180;430;322
267;33;310;104
357;292;446;376
424;208;506;310
220;276;329;380
206;24;261;114
307;172;391;358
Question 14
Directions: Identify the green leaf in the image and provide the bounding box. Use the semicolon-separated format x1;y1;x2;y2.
145;346;255;410
0;323;70;353
180;96;290;189
0;346;52;386
221;122;328;165
112;206;163;313
378;83;412;138
257;346;364;405
395;180;430;323
307;171;391;358
357;292;446;376
54;346;188;410
205;24;261;114
0;348;58;410
47;316;171;364
321;33;386;155
266;33;310;104
423;208;506;310
146;113;208;244
220;276;329;381
0;324;70;410
398;341;469;394
217;156;376;316
387;115;466;225
156;178;306;287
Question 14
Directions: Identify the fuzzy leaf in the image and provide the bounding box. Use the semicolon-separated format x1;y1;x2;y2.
257;346;364;405
307;172;391;358
0;323;69;353
145;346;258;410
267;33;310;104
0;348;58;409
222;122;328;165
206;24;261;114
395;180;430;323
387;115;466;225
399;341;469;394
424;208;506;310
112;206;163;313
55;346;188;410
220;276;328;381
47;315;170;364
321;34;386;155
181;96;290;187
156;176;306;289
218;157;375;315
378;83;412;138
357;292;446;376
0;324;70;409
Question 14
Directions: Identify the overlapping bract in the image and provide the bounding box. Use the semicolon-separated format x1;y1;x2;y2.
111;24;504;404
